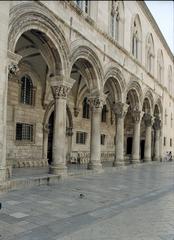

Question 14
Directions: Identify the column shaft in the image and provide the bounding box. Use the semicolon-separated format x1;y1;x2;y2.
50;98;67;175
144;126;152;162
114;117;124;166
132;121;141;163
154;130;160;161
0;2;10;182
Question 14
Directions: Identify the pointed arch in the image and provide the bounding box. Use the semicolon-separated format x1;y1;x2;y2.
146;33;155;75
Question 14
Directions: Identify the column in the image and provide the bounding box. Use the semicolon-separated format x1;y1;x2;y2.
144;113;153;162
49;76;74;176
88;96;104;171
112;102;128;166
0;2;12;182
132;110;143;164
153;117;161;161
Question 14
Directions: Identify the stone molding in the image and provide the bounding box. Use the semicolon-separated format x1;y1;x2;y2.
112;102;129;118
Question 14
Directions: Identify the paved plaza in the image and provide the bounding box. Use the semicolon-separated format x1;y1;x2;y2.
1;162;174;240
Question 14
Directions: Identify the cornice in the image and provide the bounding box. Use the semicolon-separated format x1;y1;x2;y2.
137;1;174;62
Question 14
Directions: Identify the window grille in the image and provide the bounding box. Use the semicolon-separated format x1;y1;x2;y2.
20;75;33;105
76;131;87;144
16;123;33;141
101;134;105;145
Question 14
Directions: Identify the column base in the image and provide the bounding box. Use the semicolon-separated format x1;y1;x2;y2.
49;164;67;176
131;159;141;164
87;162;103;172
113;160;125;167
0;167;7;182
144;158;152;163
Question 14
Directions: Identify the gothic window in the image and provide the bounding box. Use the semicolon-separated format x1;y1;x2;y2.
110;1;124;44
75;0;89;14
82;97;90;119
131;15;142;61
170;138;172;147
164;137;166;146
146;34;155;75
101;105;107;122
16;123;33;142
157;50;164;84
76;131;87;144
20;75;33;105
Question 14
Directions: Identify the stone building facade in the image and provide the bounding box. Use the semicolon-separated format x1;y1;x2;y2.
0;1;173;182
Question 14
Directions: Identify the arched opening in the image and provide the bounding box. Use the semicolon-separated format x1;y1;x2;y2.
125;89;140;164
7;27;65;175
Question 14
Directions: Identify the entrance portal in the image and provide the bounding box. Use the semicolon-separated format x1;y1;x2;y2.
47;111;54;165
140;139;145;160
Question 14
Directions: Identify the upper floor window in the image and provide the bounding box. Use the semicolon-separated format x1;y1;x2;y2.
101;134;106;145
131;15;142;61
101;105;107;122
20;75;33;105
75;0;89;14
110;1;124;45
157;49;164;84
82;97;90;119
76;131;87;144
146;33;155;75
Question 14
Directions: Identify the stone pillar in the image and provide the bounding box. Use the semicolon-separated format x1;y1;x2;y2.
0;2;17;182
88;96;105;171
66;127;73;162
49;76;74;176
153;117;161;161
112;102;128;166
132;110;143;164
144;113;153;162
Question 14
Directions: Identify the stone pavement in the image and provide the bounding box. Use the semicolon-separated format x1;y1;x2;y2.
1;162;174;240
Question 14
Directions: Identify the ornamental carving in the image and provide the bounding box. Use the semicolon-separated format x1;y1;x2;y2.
52;85;70;99
132;110;143;123
8;63;19;78
143;113;153;127
88;96;105;109
112;102;129;118
74;107;80;117
153;117;161;130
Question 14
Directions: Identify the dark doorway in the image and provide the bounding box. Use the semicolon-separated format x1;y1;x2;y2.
140;139;145;160
127;137;132;154
47;111;54;165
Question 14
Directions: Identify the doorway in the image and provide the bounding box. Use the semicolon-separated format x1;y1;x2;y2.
47;111;54;165
140;139;145;160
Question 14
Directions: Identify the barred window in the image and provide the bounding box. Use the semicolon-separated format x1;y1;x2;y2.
21;75;33;105
16;123;33;141
76;131;87;144
101;134;105;145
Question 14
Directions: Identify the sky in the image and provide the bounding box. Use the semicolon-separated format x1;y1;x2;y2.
145;1;174;54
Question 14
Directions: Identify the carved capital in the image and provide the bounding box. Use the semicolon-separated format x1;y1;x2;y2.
50;75;75;100
132;110;144;123
143;113;153;127
88;96;106;110
153;117;161;130
112;102;129;119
